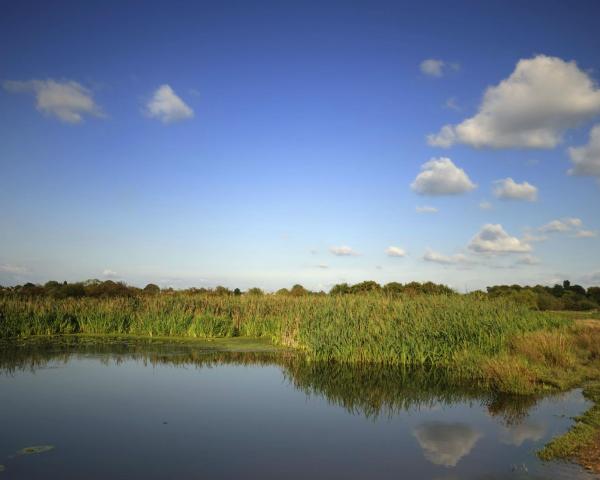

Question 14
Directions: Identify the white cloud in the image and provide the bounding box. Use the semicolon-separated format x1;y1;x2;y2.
413;422;482;467
420;59;445;77
522;232;548;243
317;264;329;269
385;246;406;257
411;158;476;196
493;178;538;202
539;217;582;233
3;79;104;123
568;124;600;181
102;269;119;279
423;249;471;265
445;97;461;111
516;255;540;265
146;84;194;123
0;264;29;274
420;59;459;78
479;200;493;210
468;224;531;254
501;422;545;446
329;245;359;256
575;229;597;238
416;206;438;214
428;55;600;149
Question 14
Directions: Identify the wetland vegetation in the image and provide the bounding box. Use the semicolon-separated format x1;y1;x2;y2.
1;279;600;474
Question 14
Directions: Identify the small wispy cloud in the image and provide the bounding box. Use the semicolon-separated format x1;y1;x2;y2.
516;255;541;266
330;245;359;256
420;59;459;78
479;200;493;210
0;264;29;274
444;97;461;111
575;229;597;238
539;217;582;233
385;246;407;257
416;206;438;214
146;84;194;123
423;249;471;265
522;232;548;244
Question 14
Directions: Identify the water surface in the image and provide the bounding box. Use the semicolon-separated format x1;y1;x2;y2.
0;337;597;479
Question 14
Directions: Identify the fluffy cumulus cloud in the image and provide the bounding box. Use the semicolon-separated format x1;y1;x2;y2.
411;158;476;196
146;85;194;123
3;79;104;123
385;246;406;257
493;178;538;201
102;269;119;279
423;249;470;265
539;217;582;233
568;124;600;181
468;224;531;254
329;245;359;256
428;55;600;149
416;205;438;214
413;422;482;467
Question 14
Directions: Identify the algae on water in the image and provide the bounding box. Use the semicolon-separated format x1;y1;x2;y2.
18;445;54;455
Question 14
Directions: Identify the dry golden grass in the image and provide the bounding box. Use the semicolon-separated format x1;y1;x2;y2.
482;354;537;394
510;330;576;369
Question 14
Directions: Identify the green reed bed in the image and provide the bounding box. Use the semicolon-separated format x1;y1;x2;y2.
0;293;567;368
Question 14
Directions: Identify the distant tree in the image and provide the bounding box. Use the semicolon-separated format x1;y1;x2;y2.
290;284;308;296
143;283;160;295
275;288;290;295
247;287;264;296
214;286;231;296
330;283;350;295
551;284;565;297
233;288;242;296
569;284;586;296
587;287;600;305
349;281;381;294
383;282;404;296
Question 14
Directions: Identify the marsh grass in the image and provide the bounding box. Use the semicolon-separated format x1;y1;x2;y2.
1;293;566;368
539;382;600;473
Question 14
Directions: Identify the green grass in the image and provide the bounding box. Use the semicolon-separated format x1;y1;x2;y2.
0;293;567;368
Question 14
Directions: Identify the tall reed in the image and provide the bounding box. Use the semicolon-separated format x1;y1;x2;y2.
0;293;567;366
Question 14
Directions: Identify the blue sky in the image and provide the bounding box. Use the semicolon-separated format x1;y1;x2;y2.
1;0;600;291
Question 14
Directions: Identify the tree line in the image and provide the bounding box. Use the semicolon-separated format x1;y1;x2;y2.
1;279;599;311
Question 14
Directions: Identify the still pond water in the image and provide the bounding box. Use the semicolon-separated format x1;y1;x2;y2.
0;337;597;480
